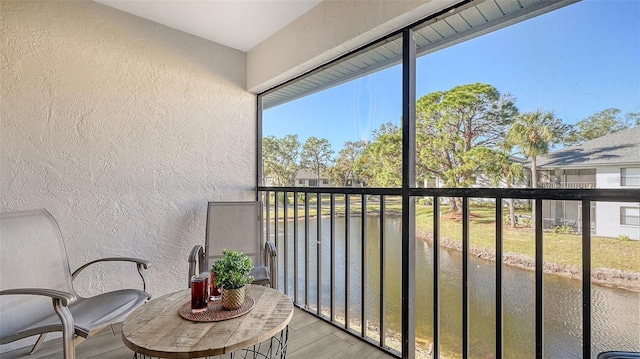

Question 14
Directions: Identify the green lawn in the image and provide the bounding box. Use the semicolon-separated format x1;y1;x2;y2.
414;205;640;273
265;196;639;273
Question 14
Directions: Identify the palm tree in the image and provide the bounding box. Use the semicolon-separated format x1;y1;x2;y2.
485;149;525;228
507;110;565;225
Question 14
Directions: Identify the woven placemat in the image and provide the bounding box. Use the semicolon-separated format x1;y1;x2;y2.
178;295;255;322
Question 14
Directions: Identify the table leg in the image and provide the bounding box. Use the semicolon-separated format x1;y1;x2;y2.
130;325;290;359
231;325;289;359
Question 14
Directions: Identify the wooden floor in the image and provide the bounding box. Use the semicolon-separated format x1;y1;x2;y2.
3;308;396;359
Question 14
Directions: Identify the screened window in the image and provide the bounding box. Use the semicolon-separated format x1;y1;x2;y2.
256;0;640;358
621;168;640;187
621;206;640;226
260;34;403;188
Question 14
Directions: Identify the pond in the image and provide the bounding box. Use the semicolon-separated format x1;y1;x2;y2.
275;215;639;358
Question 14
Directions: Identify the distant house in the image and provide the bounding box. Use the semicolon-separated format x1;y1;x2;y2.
533;127;640;240
295;170;331;187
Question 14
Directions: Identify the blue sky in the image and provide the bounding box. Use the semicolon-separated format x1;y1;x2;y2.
263;0;640;152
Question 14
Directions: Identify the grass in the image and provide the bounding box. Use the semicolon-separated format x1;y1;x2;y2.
414;205;640;273
265;196;639;273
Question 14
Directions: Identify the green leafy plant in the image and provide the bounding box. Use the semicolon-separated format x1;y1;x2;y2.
618;234;630;241
554;225;573;234
211;250;254;290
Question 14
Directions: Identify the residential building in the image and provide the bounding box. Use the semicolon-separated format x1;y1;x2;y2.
536;127;640;239
295;169;331;187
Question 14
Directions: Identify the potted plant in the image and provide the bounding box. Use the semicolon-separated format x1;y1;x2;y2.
211;249;254;310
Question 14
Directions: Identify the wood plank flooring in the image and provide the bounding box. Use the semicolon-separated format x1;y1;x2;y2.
2;308;397;359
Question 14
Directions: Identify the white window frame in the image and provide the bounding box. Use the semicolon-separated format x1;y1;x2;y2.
620;206;640;226
620;167;640;187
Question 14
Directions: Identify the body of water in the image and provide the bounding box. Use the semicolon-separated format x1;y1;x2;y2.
274;215;639;358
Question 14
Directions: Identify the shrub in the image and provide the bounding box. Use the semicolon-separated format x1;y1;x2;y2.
416;198;433;206
554;225;573;234
618;234;630;241
517;203;532;211
520;216;532;228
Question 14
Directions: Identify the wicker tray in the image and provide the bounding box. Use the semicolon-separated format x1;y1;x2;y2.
178;295;255;322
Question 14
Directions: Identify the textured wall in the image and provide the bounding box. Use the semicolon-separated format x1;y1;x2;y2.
1;0;256;306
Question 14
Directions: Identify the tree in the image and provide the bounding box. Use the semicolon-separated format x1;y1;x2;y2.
483;148;524;228
262;135;301;186
626;111;640;127
356;123;402;187
300;137;334;186
507;110;566;189
416;83;518;211
565;108;632;145
328;140;368;186
507;110;566;226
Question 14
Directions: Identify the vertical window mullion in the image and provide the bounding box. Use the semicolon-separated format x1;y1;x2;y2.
401;28;416;359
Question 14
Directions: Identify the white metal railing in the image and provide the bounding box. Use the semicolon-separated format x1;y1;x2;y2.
537;182;595;189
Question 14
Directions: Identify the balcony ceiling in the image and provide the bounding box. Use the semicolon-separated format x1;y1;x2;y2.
262;0;575;109
95;0;322;52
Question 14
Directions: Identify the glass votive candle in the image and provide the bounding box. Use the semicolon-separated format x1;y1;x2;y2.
210;271;221;301
191;273;209;313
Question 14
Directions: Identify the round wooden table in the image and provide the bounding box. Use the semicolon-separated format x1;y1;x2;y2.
122;285;294;358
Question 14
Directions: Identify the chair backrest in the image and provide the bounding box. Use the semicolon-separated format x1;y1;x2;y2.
0;209;76;337
204;201;263;270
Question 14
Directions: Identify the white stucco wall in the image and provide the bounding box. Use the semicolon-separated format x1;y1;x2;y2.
246;0;458;93
596;167;623;189
594;167;640;239
596;202;640;240
1;0;256;320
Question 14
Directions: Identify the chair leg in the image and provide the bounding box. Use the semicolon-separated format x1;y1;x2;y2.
30;333;47;354
52;299;76;359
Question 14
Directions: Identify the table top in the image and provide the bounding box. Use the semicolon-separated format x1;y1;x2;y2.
122;285;294;358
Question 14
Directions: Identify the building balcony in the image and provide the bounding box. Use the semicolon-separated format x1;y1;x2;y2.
2;187;638;359
537;182;596;189
2;308;394;359
257;186;639;358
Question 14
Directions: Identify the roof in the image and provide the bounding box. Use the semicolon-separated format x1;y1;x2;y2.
510;155;526;164
535;127;640;169
296;169;329;179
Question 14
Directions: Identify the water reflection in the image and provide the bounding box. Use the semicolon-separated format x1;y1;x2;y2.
274;216;639;358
